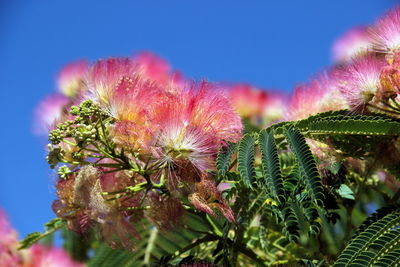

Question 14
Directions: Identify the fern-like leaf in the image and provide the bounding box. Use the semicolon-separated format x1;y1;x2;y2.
333;207;400;266
307;115;400;136
284;127;324;207
259;129;285;203
237;134;256;188
216;142;237;177
281;204;300;242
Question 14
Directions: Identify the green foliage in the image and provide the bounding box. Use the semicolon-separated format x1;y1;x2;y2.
284;127;324;207
228;125;331;248
259;129;285;203
237;134;256;188
333;205;400;267
305;115;400;136
216;141;237;177
19;218;65;249
62;228;91;262
88;215;210;267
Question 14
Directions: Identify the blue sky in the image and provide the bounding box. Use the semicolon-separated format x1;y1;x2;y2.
0;0;397;237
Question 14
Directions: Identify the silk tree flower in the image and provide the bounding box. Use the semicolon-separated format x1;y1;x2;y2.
369;6;400;55
286;72;348;121
86;57;143;109
332;26;372;63
261;91;288;125
27;245;83;267
86;57;242;184
133;52;183;87
57;60;89;98
0;210;21;267
188;179;236;223
225;83;287;126
33;93;70;135
151;81;243;187
85;57;166;152
334;55;385;111
225;83;269;119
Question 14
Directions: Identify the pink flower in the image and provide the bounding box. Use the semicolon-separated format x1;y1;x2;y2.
369;6;400;54
332;26;372;62
133;51;183;87
225;83;269;118
28;245;84;267
0;210;21;267
57;60;89;98
286;72;347;120
85;58;163;151
86;57;142;109
334;55;385;110
0;210;19;248
224;83;287;126
151;81;242;186
261;91;288;124
33;93;69;134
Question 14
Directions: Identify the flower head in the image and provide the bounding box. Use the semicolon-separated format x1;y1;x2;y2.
28;245;83;267
85;57;164;152
287;72;347;120
34;93;70;134
57;60;89;98
152;82;242;187
370;6;400;54
0;210;21;267
133;52;183;87
334;55;385;110
261;91;288;124
225;83;269;118
332;26;372;62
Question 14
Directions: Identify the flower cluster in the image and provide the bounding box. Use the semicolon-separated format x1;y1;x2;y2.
39;53;243;249
0;209;82;267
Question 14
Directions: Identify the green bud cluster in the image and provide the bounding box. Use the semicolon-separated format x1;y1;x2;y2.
57;165;72;179
74;124;97;144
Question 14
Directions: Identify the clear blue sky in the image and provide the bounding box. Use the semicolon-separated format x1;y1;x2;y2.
0;0;397;237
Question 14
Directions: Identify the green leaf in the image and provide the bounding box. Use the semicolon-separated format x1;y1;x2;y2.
336;184;355;200
216;142;237;177
88;215;210;267
62;228;90;262
259;129;285;203
333;206;400;266
307;115;400;136
237;134;256;188
19;218;65;249
284;127;324;207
